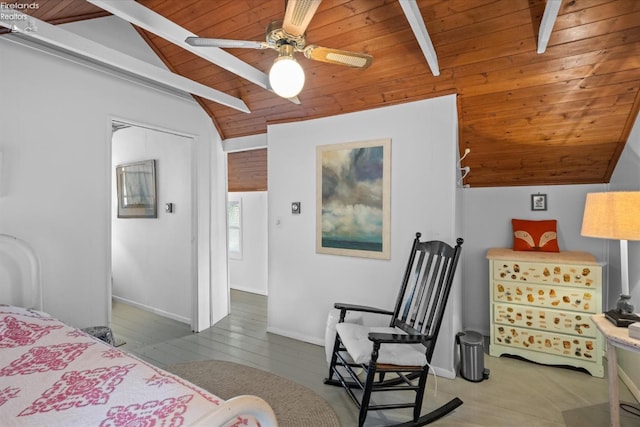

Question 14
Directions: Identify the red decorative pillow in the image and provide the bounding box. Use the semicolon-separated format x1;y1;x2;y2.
512;219;560;252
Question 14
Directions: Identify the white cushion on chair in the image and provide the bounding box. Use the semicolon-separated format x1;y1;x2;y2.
325;309;364;365
335;323;428;366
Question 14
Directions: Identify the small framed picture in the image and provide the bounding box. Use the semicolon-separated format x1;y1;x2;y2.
116;159;157;218
531;194;547;211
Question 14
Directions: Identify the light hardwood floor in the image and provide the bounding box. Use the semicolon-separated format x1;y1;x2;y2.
111;291;640;426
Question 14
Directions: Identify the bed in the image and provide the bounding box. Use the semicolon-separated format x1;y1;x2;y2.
0;234;277;426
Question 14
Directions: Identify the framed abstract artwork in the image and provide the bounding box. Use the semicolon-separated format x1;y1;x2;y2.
316;138;391;259
116;159;157;218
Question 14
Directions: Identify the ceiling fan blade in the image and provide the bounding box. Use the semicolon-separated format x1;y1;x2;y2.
303;45;373;68
282;0;321;37
185;37;265;49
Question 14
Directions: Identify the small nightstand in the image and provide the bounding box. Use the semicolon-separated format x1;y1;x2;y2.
591;314;640;427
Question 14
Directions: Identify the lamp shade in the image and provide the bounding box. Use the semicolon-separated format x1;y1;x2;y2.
581;191;640;240
269;56;305;99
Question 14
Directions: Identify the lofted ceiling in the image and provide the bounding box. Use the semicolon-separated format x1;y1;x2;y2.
3;0;640;188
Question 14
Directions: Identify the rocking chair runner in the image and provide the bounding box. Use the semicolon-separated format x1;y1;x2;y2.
324;233;463;426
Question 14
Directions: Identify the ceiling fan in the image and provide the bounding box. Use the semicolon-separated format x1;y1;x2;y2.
185;0;373;99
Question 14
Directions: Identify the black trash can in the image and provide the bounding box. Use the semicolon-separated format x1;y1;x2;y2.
456;331;490;382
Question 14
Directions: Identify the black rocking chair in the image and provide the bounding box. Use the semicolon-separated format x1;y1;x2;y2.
324;233;463;426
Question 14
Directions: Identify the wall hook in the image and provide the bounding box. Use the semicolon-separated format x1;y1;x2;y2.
457;166;470;187
459;148;471;163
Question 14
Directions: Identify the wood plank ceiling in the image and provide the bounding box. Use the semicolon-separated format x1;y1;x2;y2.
5;0;640;188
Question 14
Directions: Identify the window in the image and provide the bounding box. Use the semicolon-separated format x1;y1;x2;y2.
227;199;242;259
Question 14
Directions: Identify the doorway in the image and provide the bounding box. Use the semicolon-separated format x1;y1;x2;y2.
227;191;268;295
226;148;269;299
111;120;196;329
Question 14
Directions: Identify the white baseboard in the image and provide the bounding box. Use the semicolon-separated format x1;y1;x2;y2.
229;285;267;296
112;295;191;325
266;326;325;346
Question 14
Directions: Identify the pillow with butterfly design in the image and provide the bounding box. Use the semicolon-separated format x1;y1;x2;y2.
512;219;560;252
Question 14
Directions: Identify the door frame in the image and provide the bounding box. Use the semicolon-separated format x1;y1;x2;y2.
107;116;198;331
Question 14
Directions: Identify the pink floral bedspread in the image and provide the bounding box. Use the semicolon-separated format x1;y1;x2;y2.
0;305;260;426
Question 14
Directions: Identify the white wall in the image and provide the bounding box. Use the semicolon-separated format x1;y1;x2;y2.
460;183;607;335
112;126;193;323
228;191;268;295
267;96;463;377
0;18;227;330
609;114;640;400
63;16;167;69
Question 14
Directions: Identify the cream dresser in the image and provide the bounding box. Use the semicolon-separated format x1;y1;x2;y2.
487;248;604;377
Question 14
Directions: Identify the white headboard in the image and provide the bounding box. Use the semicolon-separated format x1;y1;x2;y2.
0;234;42;310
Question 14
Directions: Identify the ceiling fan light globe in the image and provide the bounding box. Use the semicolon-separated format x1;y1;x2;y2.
269;56;305;98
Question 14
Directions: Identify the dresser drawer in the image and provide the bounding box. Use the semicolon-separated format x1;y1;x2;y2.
493;281;596;313
493;260;598;288
493;304;597;338
488;249;603;377
493;325;597;363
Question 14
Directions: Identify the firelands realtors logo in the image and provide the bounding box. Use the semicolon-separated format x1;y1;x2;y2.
1;2;39;18
1;2;39;30
1;1;39;10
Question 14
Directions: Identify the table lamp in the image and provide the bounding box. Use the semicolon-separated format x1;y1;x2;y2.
581;191;640;327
